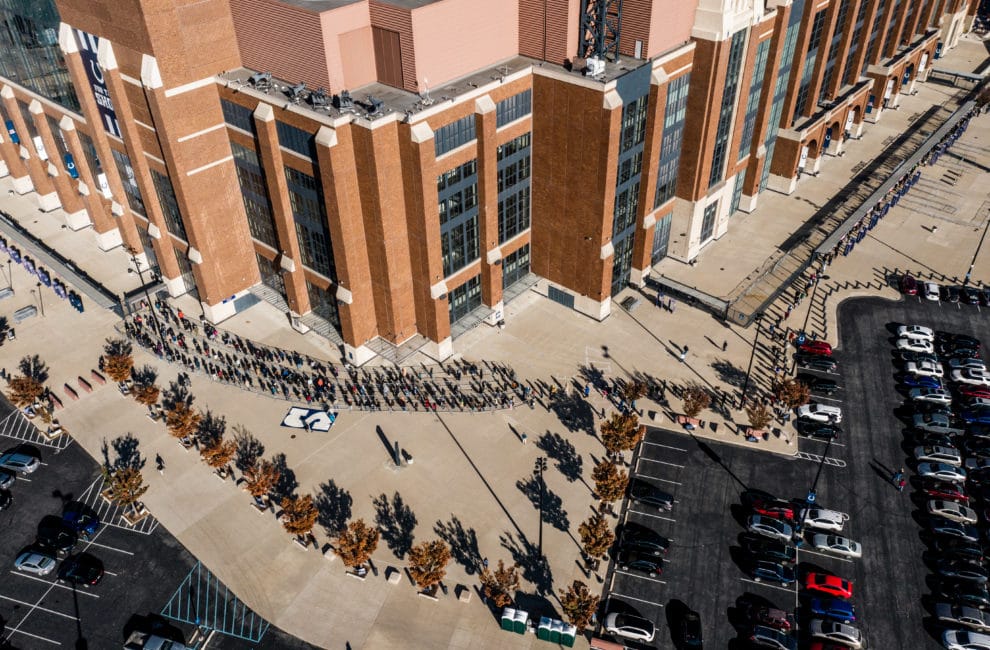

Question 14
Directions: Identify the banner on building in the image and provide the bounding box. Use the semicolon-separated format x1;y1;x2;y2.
919;53;929;72
5;120;18;144
32;136;48;161
798;145;809;170
63;154;79;179
823;127;832;150
75;30;122;139
883;79;895;101
96;173;112;199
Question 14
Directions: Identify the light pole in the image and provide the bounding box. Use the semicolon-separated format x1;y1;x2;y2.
535;457;547;558
127;247;167;354
964;218;990;286
739;313;764;409
5;259;11;292
32;283;44;316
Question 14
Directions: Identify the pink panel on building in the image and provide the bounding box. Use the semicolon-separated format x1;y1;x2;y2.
648;0;697;58
369;1;418;92
320;2;377;91
410;0;518;89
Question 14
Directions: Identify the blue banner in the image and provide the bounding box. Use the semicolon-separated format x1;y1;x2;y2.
5;120;18;144
63;153;79;179
824;127;832;150
75;30;121;139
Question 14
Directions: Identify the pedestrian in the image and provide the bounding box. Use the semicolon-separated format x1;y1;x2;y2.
155;453;165;475
891;468;903;485
670;298;676;313
898;478;906;492
680;349;687;363
483;557;489;569
656;288;664;307
722;340;728;352
584;383;591;398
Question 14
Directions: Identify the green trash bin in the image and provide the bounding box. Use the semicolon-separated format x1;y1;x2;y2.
501;607;516;632
560;622;577;647
537;617;552;641
549;619;563;643
513;609;529;634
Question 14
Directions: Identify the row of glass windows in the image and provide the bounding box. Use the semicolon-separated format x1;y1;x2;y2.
503;244;530;290
438;159;479;228
496;132;531;244
613;181;640;236
619;95;649;154
222;99;255;133
496;90;532;128
277;120;317;159
110;148;146;216
448;274;481;325
497;132;531;161
700;201;719;243
441;216;479;278
0;0;79;113
231;141;279;248
150;169;188;242
793;9;829;122
654;74;690;209
439;182;478;226
437;159;478;193
435;115;476;157
498;186;530;243
738;39;771;162
841;0;870;86
284;166;336;280
618;151;643;185
497;151;530;193
709;29;747;188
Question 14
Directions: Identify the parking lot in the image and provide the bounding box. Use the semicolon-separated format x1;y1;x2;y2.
597;292;990;648
0;396;317;650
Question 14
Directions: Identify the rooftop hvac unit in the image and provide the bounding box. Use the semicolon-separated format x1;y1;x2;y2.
587;57;606;76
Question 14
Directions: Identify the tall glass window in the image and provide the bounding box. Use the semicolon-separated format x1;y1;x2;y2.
502;244;531;290
496;90;532;127
654;74;690;208
497;133;531;242
110;148;145;216
284;167;336;279
738;40;771;162
651;213;672;264
793;10;829;121
709;29;747;188
255;252;286;298
760;0;803;192
0;0;79;112
438;159;479;277
841;0;870;85
448;275;482;325
700;201;718;242
611;91;649;296
818;0;851;105
861;0;888;75
221;99;255;132
276;121;316;159
150;169;188;242
231;142;278;248
435;115;476;157
306;280;341;330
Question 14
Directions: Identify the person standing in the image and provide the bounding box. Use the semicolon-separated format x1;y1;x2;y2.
722;340;728;352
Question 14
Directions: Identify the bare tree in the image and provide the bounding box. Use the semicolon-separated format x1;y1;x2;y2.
591;459;628;506
746;403;773;431
407;540;451;592
479;560;519;608
559;580;600;630
280;494;319;542
6;355;49;408
103;338;134;384
334;519;380;569
103;467;148;516
245;459;280;502
773;378;810;409
578;512;614;559
682;385;711;418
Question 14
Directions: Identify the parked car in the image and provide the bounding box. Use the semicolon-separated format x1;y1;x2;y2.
629;480;674;511
811;534;862;558
808;619;862;648
804;573;853;599
56;552;104;587
897;337;935;354
796;403;842;423
36;515;78;556
14;546;57;576
619;524;670;556
809;597;856;623
678;609;703;649
935;602;990;631
932;537;985;563
962;398;990;411
915;445;963;466
0;451;40;475
739;602;795;631
739;534;797;565
919;462;967;482
944;285;962;303
955;369;990;387
751;560;795;585
906;360;944;378
897;349;940;364
924;281;941;301
616;548;663;577
0;490;10;511
898;325;935;341
604;612;655;642
799;340;833;355
936;558;990;584
961;407;990;425
936;578;990;609
900;274;918;295
963;287;983;306
749;497;796;522
943;630;990;650
922;478;970;504
61;502;100;539
747;515;793;542
959;386;990;400
900;373;943;389
798;374;839;395
967;458;990;472
951;334;983;350
913;413;965;435
951;358;988;371
929;519;981;542
799;508;848;532
747;625;797;650
795;353;838;372
909;388;953;405
795;420;841;440
0;468;13;490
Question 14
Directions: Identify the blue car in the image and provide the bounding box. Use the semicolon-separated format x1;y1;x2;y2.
961;408;990;425
899;373;943;389
751;561;795;586
809;597;856;623
62;502;100;539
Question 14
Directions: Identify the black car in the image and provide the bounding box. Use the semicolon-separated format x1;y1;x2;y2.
936;559;990;583
945;347;982;362
678;609;703;649
971;424;990;442
629;480;674;511
797;374;839;396
943;286;962;303
907;402;955;419
0;489;10;511
936;578;990;609
932;538;986;563
963;438;990;457
897;350;940;364
56;552;104;586
962;287;982;305
794;353;837;372
36;515;77;556
620;523;670;556
954;335;982;350
0;468;13;491
616;547;663;577
981;287;990;307
795;419;841;440
739;534;797;564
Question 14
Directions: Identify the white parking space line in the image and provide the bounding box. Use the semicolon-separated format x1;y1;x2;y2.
638;458;686;469
15;476;31;482
608;592;665;608
103;570;118;577
84;540;134;556
649;477;682;486
0;593;77;620
798;548;854;563
739;578;797;594
614;570;666;584
6;627;61;646
642;441;688;453
627;510;676;523
799;435;846;448
8;571;100;598
814;395;843;404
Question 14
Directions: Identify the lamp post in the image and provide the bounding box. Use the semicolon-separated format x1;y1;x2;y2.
33;282;44;316
534;457;547;558
964;218;990;287
127;247;167;353
6;259;11;293
739;313;764;409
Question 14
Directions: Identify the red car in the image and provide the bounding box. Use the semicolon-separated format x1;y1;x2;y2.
960;386;990;399
922;479;970;504
808;643;854;650
799;340;833;355
751;500;796;522
804;573;853;599
900;274;918;296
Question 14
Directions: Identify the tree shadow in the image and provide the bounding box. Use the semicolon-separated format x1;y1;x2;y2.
373;491;418;559
315;479;353;539
232;426;264;473
101;433;145;472
131;364;157;386
711;358;747;387
500;531;553;596
549;392;596;437
196;409;226;447
269;453;297;503
516;475;569;532
434;515;482;575
160;380;193;411
536;431;587;488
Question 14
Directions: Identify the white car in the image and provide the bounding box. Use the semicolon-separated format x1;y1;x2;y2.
935;602;990;632
604;612;655;642
909;388;954;405
944;630;990;650
809;619;862;649
897;337;935;353
914;445;963;466
953;369;990;387
811;534;862;558
928;499;979;524
800;508;848;532
952;358;988;371
747;515;794;542
898;325;935;341
14;549;56;576
796;403;842;424
924;282;941;301
906;360;944;378
918;462;968;483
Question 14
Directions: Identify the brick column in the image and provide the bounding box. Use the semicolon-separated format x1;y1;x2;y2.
0;104;31;192
28;100;88;230
315;125;377;366
58;116;120;250
0;86;58;211
252;104;309;316
475;96;503;318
